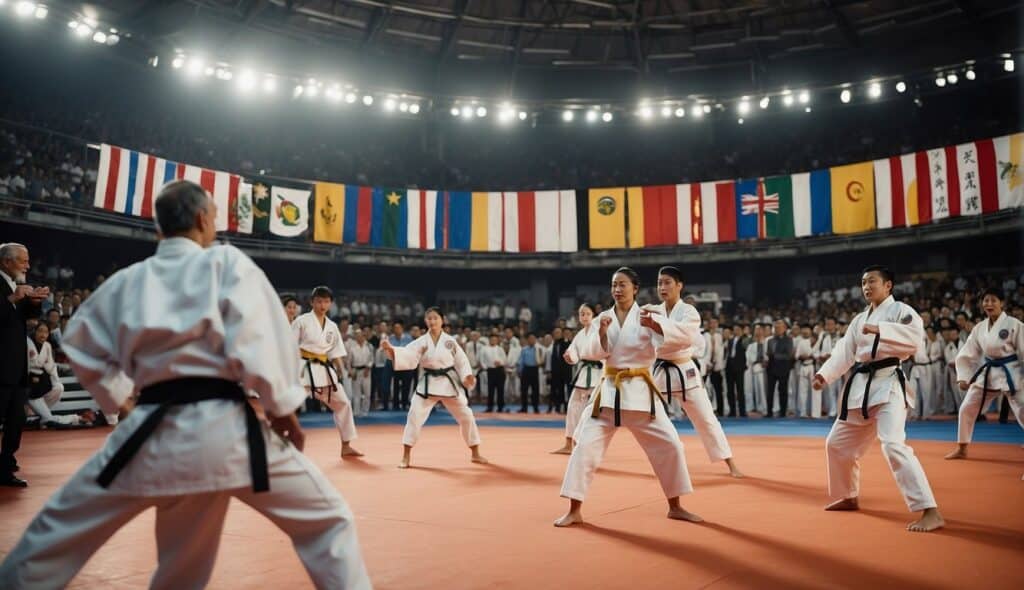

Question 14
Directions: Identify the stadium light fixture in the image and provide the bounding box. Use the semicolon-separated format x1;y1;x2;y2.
237;70;255;91
292;84;304;98
186;58;204;76
15;2;35;18
204;66;215;77
965;68;975;81
602;111;613;123
399;102;409;112
737;118;744;125
638;105;653;119
262;77;277;93
92;31;106;44
660;106;672;118
476;106;487;117
34;4;46;19
305;83;318;98
460;105;473;118
896;81;906;93
450;106;460;117
362;94;374;106
106;33;119;45
702;104;711;114
67;20;78;29
383;97;396;111
518;111;528;121
946;72;958;84
691;105;703;118
674;107;685;118
344;92;357;103
759;96;770;109
326;85;342;102
804;106;812;113
935;75;946;87
585;109;598;123
562;110;574;122
1004;57;1015;72
840;89;851;103
737;100;750;115
74;24;92;39
783;94;794;107
798;90;810;104
868;82;881;99
409;103;420;115
171;55;185;68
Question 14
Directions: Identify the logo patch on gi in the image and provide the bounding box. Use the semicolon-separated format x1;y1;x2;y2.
900;315;913;325
325;331;335;343
686;368;697;378
999;329;1010;340
445;340;456;352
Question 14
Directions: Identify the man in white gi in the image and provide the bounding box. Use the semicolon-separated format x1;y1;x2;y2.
745;324;768;415
795;324;818;417
0;180;372;589
941;323;963;412
293;286;363;458
813;265;944;532
815;318;839;417
910;325;939;419
346;329;374;418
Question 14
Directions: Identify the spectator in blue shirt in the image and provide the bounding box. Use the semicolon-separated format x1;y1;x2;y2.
518;333;541;413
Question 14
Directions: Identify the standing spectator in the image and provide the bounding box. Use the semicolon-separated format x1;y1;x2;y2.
766;320;796;418
549;328;572;413
724;324;748;417
706;318;726;416
389;321;414;411
518;333;541;413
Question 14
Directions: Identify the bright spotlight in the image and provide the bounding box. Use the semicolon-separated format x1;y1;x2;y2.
946;73;958;84
476;106;487;117
262;77;277;93
840;89;851;103
602;112;613;122
868;82;881;98
935;75;946;87
34;4;46;19
783;94;794;107
171;55;185;68
691;105;703;118
461;105;473;118
187;58;206;76
1004;58;1015;72
15;2;35;18
798;90;810;104
383;98;396;111
518;111;528;121
965;68;976;81
106;34;119;45
92;31;107;44
638;106;653;119
585;110;598;123
450;106;460;117
68;20;78;29
305;84;318;98
562;110;574;122
237;70;255;91
292;85;304;98
702;104;711;114
204;67;215;77
738;118;744;125
326;86;342;102
409;103;420;114
345;92;357;103
805;106;812;113
759;96;770;109
498;108;514;123
896;81;907;93
674;107;685;118
399;102;409;112
738;100;750;115
661;106;672;118
83;17;97;28
362;95;374;106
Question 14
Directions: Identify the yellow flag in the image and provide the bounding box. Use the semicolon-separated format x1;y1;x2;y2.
313;182;345;244
589;188;626;249
830;162;876;234
626;187;646;248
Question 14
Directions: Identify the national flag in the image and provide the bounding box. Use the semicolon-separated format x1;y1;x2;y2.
791;170;832;237
370;188;408;248
701;181;737;244
469;192;504;252
993;132;1024;210
626;185;678;248
575;190;590;251
407;189;443;249
447;191;473;250
874;156;912;229
313;182;345;244
830;162;876;234
234;182;253;234
342;185;374;244
94;144;175;219
736;178;781;240
211;171;243;232
533;190;563;252
588;188;626;249
269;185;310;238
955;140;999;216
557;190;579;252
252;181;271;234
925;148;959;220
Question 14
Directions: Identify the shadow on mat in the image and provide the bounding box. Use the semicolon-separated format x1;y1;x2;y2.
479;463;563;485
931;519;1024;549
335;459;385;472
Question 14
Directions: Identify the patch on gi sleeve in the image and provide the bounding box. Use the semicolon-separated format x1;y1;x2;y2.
900;314;913;325
999;329;1010;340
445;340;456;351
686;368;697;378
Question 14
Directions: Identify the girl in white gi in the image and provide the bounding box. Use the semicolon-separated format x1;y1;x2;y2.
647;266;743;478
552;303;603;455
381;307;487;469
293;286;363;458
945;288;1024;461
25;323;83;428
813;265;944;533
555;267;700;527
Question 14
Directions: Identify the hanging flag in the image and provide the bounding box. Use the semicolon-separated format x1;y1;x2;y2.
955;140;998;216
626;185;678;248
925;148;958;220
993;132;1024;210
673;184;695;245
447;191;472;250
342;185;374;244
736;178;780;240
407;189;443;249
830;162;876;234
269;186;310;238
588;188;626;249
469;192;504;252
874;156;910;229
701;181;737;244
95;144;177;219
575;190;590;252
313;182;345;244
534;190;562;252
369;188;408;248
558;190;579;252
791;170;831;237
252;181;272;234
234;182;253;234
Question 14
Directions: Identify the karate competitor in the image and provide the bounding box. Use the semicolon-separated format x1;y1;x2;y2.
815;318;839;418
925;327;946;415
942;326;964;411
346;329;374;418
0;181;371;589
813;265;944;532
25;323;82;428
795;324;818;418
647;267;742;477
555;267;700;527
283;295;301;324
293;286;363;458
381;307;487;469
945;289;1024;461
910;326;939;419
551;303;603;455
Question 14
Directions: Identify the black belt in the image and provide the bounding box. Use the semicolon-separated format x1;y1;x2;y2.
839;357;906;421
303;357;338;402
571;360;602;389
653;359;691;402
913;359;942;367
416;366;467;399
969;354;1018;420
352;365;369;370
800;361;815;366
97;378;269;493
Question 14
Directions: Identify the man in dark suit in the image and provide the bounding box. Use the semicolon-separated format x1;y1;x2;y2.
766;319;795;418
0;243;48;487
724;325;749;418
549;328;572;413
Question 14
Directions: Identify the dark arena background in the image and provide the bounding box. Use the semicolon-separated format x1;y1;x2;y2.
0;1;1022;589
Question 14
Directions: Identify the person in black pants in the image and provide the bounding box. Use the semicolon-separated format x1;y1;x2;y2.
518;333;541;413
766;319;795;418
724;325;749;418
0;243;46;488
484;334;508;412
549;328;572;413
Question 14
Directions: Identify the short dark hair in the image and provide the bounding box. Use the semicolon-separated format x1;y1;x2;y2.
282;296;298;306
154;180;209;237
981;288;1004;301
578;302;594;314
612;266;640;287
862;265;894;284
658;266;684;284
311;286;333;300
424;307;445;321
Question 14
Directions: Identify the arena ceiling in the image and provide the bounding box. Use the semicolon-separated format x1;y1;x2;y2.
74;1;1023;100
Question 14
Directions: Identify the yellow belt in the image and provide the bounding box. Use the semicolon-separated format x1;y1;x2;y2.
591;366;666;426
301;350;329;363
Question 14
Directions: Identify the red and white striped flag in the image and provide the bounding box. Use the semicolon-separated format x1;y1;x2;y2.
501;191;577;253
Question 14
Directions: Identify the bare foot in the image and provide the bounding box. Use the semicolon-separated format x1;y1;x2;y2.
551;446;573;455
725;459;744;478
944;447;967;460
667;507;704;523
397;458;410;469
907;508;945;532
471;454;489;464
341;445;364;458
825;497;859;511
553;512;584;527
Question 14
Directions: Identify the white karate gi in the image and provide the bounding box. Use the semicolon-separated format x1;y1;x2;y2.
391;332;481;448
346;341;374;417
943;339;962;411
505;342;521;404
560;304;693;501
910;334;944;418
25;339;79;426
293;312;358;443
0;238;370;590
745;339;768;415
953;312;1024;443
817;295;937;512
563;324;603;439
649;301;733;463
795;337;818;417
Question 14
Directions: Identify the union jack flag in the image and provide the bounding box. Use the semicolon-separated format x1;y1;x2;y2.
740;179;779;239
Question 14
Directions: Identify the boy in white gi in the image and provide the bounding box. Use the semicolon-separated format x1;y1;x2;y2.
0;181;371;589
346;329;374;418
945;288;1024;462
293;286;363;458
813;265;944;532
555;267;700;527
647;266;743;477
381;307;487;469
552;303;602;454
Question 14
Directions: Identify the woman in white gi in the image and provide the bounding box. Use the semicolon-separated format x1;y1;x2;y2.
555;267;700;527
647;266;743;478
381;307;487;469
945;288;1023;461
551;303;602;455
813;265;944;532
25;322;83;428
293;286;363;458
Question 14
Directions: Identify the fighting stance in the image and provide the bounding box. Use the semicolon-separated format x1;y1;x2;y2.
945;288;1023;462
647;266;743;477
813;265;944;533
552;303;603;455
555;267;700;527
381;307;487;469
293;286;363;458
0;181;371;589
